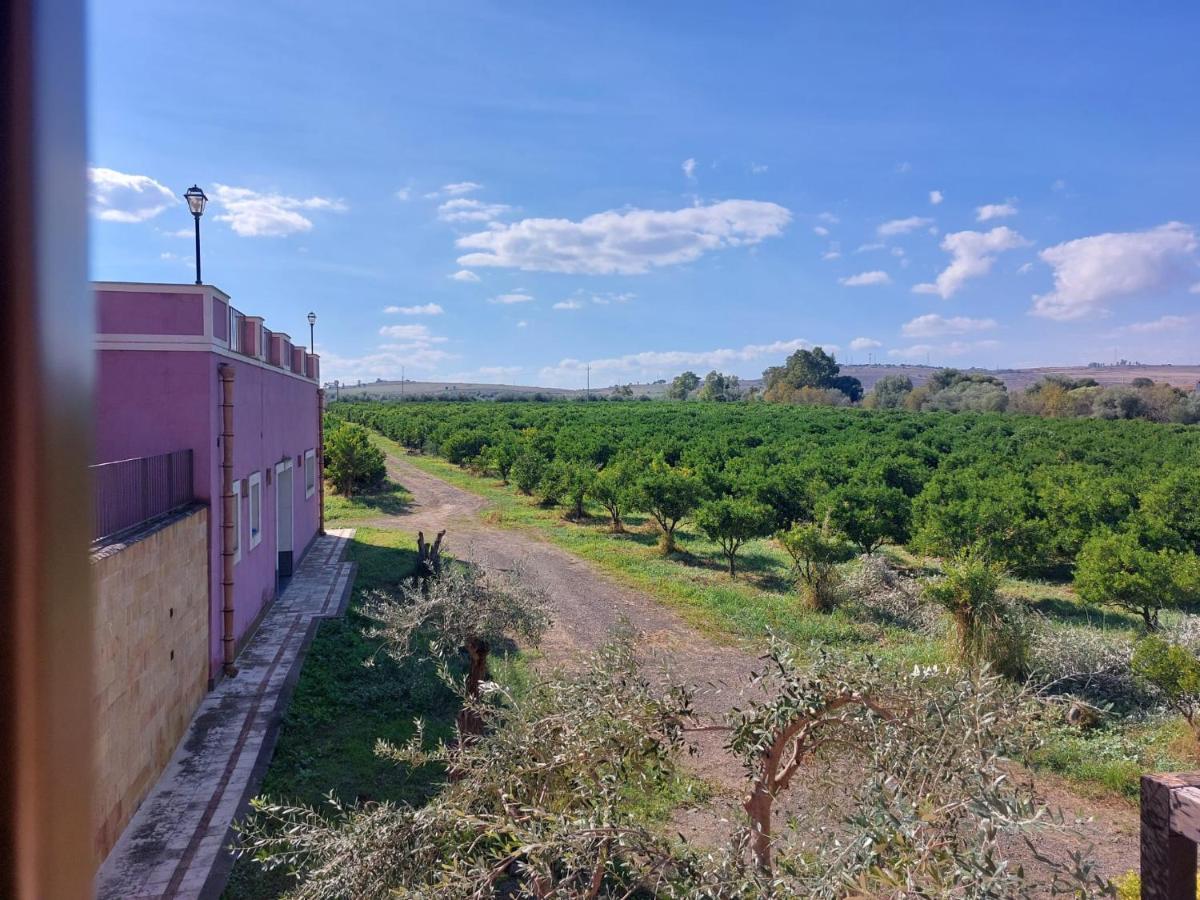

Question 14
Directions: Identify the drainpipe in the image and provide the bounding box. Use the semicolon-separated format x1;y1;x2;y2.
317;388;326;535
219;364;238;677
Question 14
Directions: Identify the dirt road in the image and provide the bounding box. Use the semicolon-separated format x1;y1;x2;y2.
374;451;1140;878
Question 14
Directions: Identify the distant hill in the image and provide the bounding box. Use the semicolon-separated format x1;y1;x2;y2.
327;363;1200;402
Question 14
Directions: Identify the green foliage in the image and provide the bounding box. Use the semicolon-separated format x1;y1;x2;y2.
1132;635;1200;736
1075;529;1200;629
776;521;855;610
924;553;1030;679
694;497;773;576
697;369;742;402
637;461;705;553
1139;468;1200;553
589;460;638;532
912;466;1046;572
762;345;863;402
536;458;571;507
324;422;386;497
439;429;488;465
509;449;544;495
330;398;1200;580
864;374;913;409
821;478;911;554
667;370;701;400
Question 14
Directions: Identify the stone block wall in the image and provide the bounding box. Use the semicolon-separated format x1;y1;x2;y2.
91;504;209;865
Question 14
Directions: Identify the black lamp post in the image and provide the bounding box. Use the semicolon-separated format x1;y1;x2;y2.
307;311;316;353
183;185;208;285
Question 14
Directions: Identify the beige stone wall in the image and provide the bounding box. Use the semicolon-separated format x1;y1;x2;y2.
92;505;210;865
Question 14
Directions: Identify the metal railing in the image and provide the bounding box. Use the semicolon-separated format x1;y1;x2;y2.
91;449;194;542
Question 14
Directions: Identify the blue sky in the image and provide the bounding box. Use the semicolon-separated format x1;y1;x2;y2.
88;2;1200;387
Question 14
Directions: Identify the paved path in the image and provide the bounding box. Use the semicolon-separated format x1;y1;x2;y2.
95;529;357;900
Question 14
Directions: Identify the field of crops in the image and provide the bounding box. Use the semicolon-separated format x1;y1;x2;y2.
333;399;1200;581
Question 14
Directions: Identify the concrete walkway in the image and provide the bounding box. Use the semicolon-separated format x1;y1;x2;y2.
95;528;357;900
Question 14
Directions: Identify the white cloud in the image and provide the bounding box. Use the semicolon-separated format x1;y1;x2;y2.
1191;281;1200;294
751;163;768;174
1017;262;1034;275
856;242;887;253
901;314;998;338
443;181;482;196
384;303;443;316
210;184;346;237
976;200;1018;222
449;269;481;282
590;292;634;305
840;270;892;287
395;187;412;201
438;198;511;223
818;212;840;224
888;339;999;360
813;226;830;237
455;199;792;275
516;320;528;328
929;190;944;206
553;299;585;310
1032;222;1199;321
822;248;842;261
1052;179;1067;193
913;226;1030;298
537;338;823;387
1124;315;1194;333
378;323;445;341
88;167;175;222
896;161;913;174
878;216;934;237
850;337;883;351
489;291;534;305
682;158;697;180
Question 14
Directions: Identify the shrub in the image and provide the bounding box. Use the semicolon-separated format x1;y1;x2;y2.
777;521;855;611
1132;635;1200;740
324;422;386;497
509;450;544;496
440;429;488;466
1075;529;1200;630
924;553;1031;679
536;459;571;508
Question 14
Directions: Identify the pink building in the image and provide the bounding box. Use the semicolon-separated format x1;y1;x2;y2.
94;282;323;682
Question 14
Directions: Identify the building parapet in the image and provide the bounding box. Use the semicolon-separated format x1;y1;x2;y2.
93;282;319;383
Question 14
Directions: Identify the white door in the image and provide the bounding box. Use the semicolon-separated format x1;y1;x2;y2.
275;460;293;576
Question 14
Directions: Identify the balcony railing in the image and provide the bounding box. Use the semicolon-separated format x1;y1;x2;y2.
91;449;194;543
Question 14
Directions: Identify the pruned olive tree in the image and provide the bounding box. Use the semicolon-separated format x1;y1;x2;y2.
238;633;1110;898
361;559;550;735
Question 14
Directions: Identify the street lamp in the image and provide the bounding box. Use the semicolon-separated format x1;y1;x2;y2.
183;185;208;285
307;311;316;353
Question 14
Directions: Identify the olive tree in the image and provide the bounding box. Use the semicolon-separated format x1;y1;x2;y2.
695;497;773;577
361;562;550;734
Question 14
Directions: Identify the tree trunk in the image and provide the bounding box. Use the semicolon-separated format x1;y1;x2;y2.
416;529;446;584
728;553;737;577
660;526;676;555
457;636;490;738
744;782;774;874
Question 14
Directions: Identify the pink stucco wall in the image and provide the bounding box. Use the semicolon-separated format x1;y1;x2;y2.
95;285;321;680
97;289;205;335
